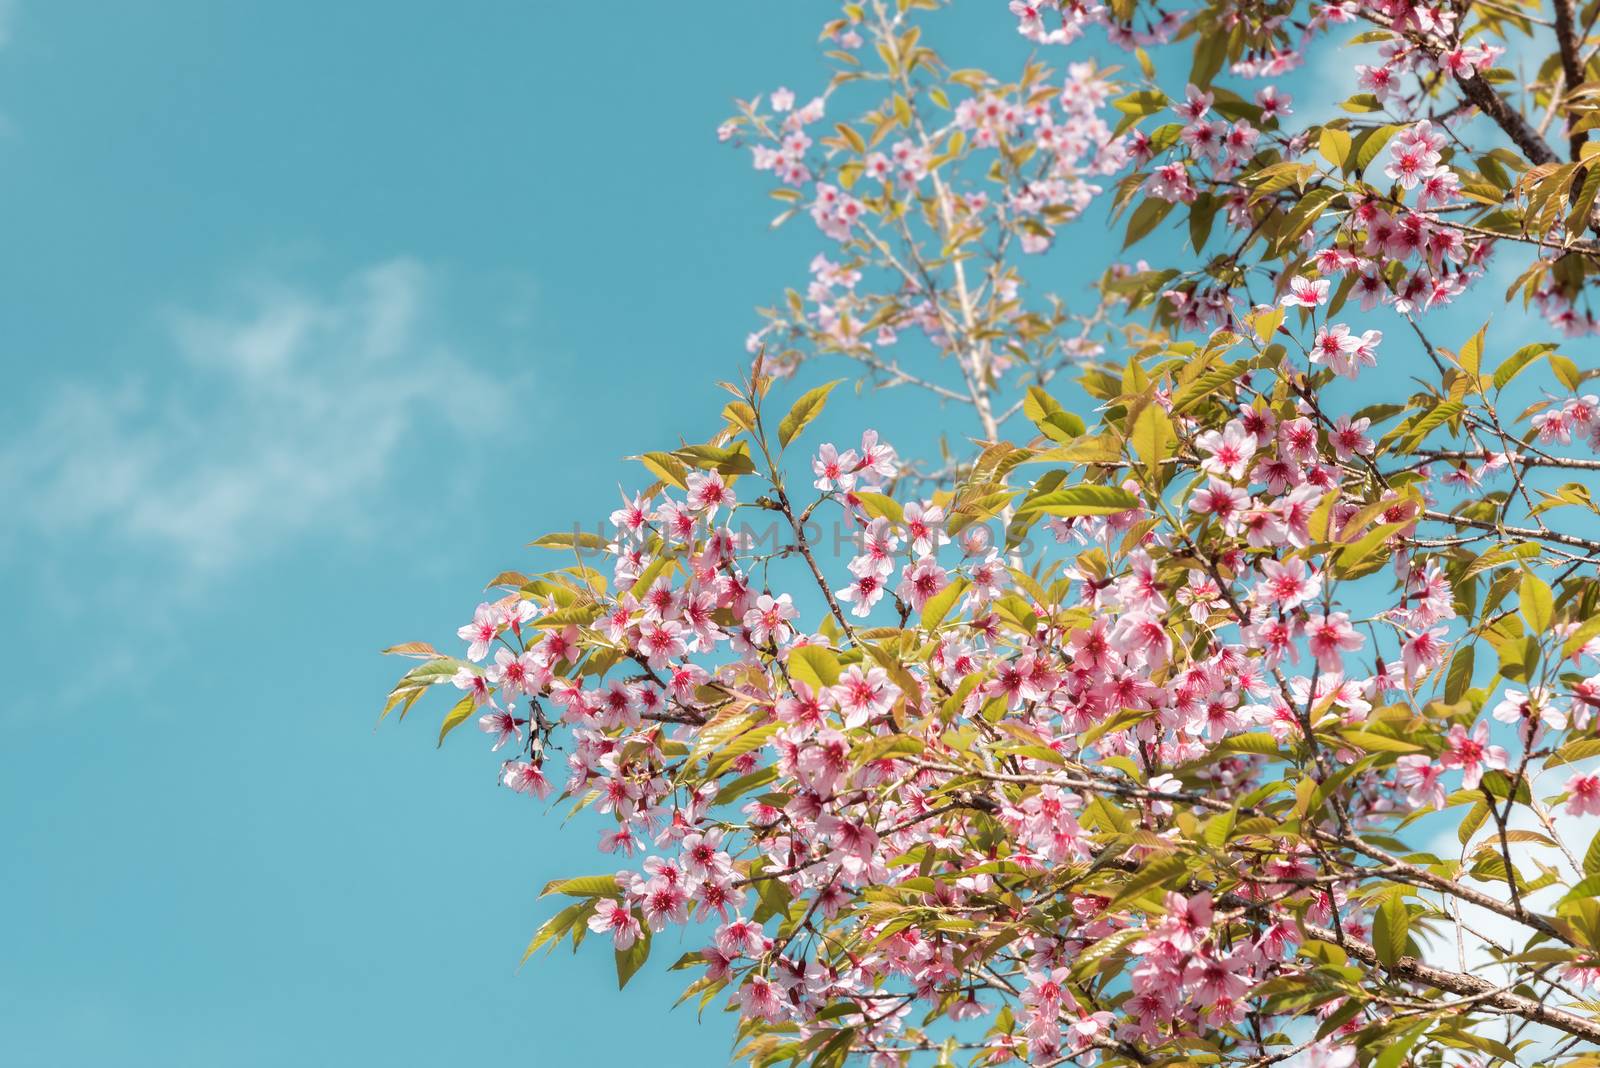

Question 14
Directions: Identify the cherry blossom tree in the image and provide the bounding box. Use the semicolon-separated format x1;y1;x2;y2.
384;1;1600;1063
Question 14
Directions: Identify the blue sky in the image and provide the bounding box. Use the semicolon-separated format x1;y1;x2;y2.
0;3;1575;1066
0;3;843;1064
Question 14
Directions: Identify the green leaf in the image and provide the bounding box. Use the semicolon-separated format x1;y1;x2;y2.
1215;732;1286;756
1107;855;1187;909
1374;1023;1430;1068
1459;800;1489;845
1338;729;1422;754
1373;894;1409;969
1444;645;1474;703
1123;196;1176;248
1551;351;1583;392
436;692;478;747
1017;484;1140;516
528;531;610;551
1023;386;1064;425
1457;323;1487;376
853;734;924;766
1353;124;1400;174
1586;829;1600;877
778;379;843;449
1562;615;1600;660
520;900;597;964
920;577;967;630
541;874;624;898
1520;571;1554;633
788;645;842;690
382;657;469;722
1318;127;1351;169
1130;403;1172;481
1494;343;1554;390
615;918;651;988
638;451;690;490
854;491;903;524
1171;361;1248;412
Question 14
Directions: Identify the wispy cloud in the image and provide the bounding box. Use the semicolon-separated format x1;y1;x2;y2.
0;257;515;577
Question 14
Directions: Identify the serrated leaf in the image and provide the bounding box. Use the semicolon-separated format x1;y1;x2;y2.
1017;484;1139;516
616;919;651;988
1373;894;1409;968
1494;344;1553;390
437;692;478;747
1520;571;1554;633
920;577;967;630
1131;403;1172;481
528;531;610;551
853;734;924;766
542;874;624;898
788;646;842;690
778;379;843;449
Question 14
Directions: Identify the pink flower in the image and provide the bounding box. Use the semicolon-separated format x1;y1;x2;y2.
1329;415;1374;460
479;710;527;751
686;471;736;515
901;501;949;556
452;666;496;708
812;443;859;491
1191;478;1252;531
743;593;798;646
1567;773;1600;816
1400;627;1450;684
587;897;641;950
897;555;949;611
1195;419;1258;480
1440;721;1508;790
738;974;785;1022
1255;558;1321;611
1395;754;1446;810
1304;612;1364;672
501;759;552;799
836;571;886;617
829;664;900;728
1281;275;1329;308
457;602;502;662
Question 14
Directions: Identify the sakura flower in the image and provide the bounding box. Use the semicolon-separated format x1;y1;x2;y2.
897;555;949;612
1281;275;1330;308
1255;558;1322;611
743;593;798;646
901;501;949;556
830;664;900;728
587;897;641;950
1195;419;1258;480
1395;753;1447;810
1491;687;1565;731
452;666;496;708
1400;627;1450;684
457;602;502;662
1566;773;1600;816
1304;612;1364;672
479;710;526;751
501;759;551;799
812;443;859;491
1440;721;1508;790
836;571;886;617
686;470;736;515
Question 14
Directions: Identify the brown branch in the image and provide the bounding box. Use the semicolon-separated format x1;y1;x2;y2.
1423;508;1600;553
1454;73;1558;165
1554;0;1589;159
1302;922;1600;1044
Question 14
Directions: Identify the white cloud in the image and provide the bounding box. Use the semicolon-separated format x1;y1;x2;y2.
0;257;514;576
